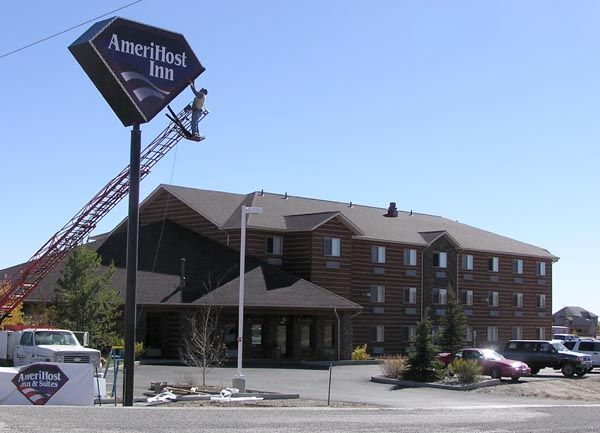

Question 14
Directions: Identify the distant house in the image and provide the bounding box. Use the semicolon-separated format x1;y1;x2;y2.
2;184;558;360
553;306;598;338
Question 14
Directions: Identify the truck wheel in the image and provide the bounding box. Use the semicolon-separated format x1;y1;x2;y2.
529;367;540;375
491;367;502;379
575;370;586;377
561;363;575;377
511;376;520;382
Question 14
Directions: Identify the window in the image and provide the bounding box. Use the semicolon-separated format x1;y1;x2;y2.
536;327;546;340
403;325;417;343
301;324;312;348
513;292;523;308
251;324;263;347
433;251;447;268
324;324;334;348
536;261;546;276
488;291;499;307
465;325;473;342
371;246;386;264
266;236;283;255
513;259;523;274
487;326;498;342
370;285;385;303
464;289;473;306
512;326;523;340
461;254;474;271
370;325;384;342
433;288;447;305
536;294;546;309
432;326;444;342
324;237;341;257
488;257;499;272
19;332;33;346
404;248;417;266
404;287;416;304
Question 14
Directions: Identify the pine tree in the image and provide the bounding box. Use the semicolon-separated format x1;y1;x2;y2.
54;247;123;352
405;310;443;382
438;288;467;353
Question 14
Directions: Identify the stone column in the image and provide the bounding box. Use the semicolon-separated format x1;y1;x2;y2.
339;313;353;360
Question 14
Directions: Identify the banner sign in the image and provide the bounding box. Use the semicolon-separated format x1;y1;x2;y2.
69;17;205;126
0;363;94;406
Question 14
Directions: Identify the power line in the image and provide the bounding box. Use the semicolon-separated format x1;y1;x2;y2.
0;0;143;60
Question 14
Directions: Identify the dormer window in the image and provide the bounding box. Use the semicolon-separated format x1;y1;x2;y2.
324;237;341;257
433;252;447;268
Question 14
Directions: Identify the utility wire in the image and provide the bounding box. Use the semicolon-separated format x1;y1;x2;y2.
0;0;143;60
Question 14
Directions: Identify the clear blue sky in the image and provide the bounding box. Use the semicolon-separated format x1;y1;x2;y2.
1;1;598;317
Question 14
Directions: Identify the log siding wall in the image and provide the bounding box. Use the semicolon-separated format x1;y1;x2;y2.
144;192;554;355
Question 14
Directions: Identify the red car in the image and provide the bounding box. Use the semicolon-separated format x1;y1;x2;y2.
438;348;531;381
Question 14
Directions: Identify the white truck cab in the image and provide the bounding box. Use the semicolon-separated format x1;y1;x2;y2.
1;328;101;369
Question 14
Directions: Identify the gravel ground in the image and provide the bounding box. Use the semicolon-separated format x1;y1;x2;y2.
474;372;600;401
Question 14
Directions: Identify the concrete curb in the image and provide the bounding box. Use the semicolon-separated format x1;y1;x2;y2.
371;375;500;391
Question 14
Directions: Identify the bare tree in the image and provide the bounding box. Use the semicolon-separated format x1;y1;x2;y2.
178;304;226;386
178;271;233;387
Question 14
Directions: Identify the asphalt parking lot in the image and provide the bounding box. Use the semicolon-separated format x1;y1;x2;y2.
117;363;598;408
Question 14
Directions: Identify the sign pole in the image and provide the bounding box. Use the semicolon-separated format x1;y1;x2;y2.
123;123;141;406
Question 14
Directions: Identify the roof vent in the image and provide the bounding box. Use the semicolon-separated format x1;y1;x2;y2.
410;210;413;216
348;201;353;208
385;202;398;217
282;192;288;200
260;189;264;196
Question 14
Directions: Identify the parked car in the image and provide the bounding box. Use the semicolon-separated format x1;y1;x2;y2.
552;333;578;342
438;348;531;381
562;339;600;369
502;340;593;377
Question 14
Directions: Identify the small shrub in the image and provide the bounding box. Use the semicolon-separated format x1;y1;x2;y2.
379;354;407;379
451;359;482;384
351;344;370;361
113;339;144;360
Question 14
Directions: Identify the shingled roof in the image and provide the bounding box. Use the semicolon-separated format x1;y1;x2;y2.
148;184;558;260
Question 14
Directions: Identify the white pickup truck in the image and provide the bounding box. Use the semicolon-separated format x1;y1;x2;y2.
0;328;101;369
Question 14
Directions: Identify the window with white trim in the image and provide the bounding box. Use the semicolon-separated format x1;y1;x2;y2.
433;288;447;305
461;254;474;271
433;251;447;268
536;327;546;340
536;261;546;276
513;292;523;308
371;246;386;264
370;325;384;342
513;259;524;274
536;294;546;309
266;236;283;255
324;237;341;257
488;291;499;307
489;257;499;272
465;325;473;342
464;289;473;306
487;326;498;342
404;248;417;266
512;326;523;340
403;325;416;343
404;287;416;304
370;285;385;303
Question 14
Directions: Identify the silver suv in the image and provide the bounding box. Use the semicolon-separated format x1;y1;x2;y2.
563;339;600;370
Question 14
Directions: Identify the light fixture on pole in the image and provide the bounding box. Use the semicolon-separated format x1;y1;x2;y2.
233;205;263;393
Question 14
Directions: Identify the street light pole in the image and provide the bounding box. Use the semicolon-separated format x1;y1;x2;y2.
233;205;263;393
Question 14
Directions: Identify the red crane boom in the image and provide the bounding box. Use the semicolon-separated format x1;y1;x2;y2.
0;106;208;323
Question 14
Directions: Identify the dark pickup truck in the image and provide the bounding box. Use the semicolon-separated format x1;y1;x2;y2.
502;340;593;377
